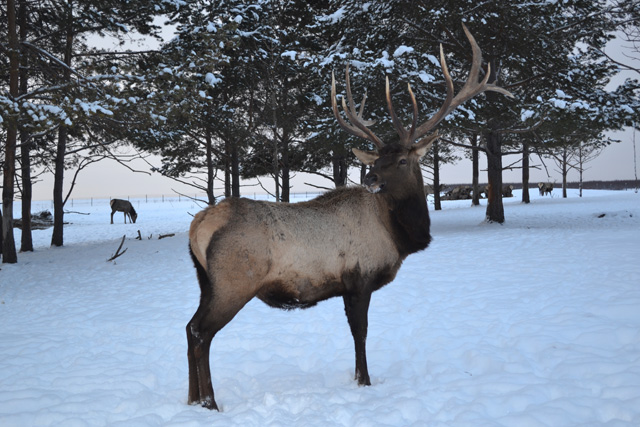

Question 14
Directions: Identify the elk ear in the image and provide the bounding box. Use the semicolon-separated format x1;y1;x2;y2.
410;133;440;159
352;148;379;166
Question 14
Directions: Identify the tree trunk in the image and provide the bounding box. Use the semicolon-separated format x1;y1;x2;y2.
281;137;290;203
433;141;442;211
562;148;568;198
205;130;215;205
484;130;505;223
483;58;505;223
20;132;33;252
51;126;67;247
224;139;231;198
231;140;240;198
332;154;348;187
360;164;367;185
2;0;19;263
471;133;480;206
578;142;583;198
51;6;73;247
19;0;33;252
0;207;3;259
521;141;530;204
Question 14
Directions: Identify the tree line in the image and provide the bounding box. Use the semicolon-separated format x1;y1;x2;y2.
2;0;639;263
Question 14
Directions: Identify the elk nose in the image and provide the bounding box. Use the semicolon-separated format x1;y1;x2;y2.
364;173;378;186
364;173;385;193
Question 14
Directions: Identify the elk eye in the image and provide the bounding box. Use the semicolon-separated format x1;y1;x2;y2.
399;159;407;166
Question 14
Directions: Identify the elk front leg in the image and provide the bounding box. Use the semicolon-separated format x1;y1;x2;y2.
343;291;372;386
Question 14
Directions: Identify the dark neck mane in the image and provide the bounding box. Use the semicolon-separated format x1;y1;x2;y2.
384;191;431;257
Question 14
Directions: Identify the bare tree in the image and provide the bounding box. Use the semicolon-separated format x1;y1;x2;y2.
547;141;606;197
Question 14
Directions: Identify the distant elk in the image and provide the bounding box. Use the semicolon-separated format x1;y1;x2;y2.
109;199;137;224
443;184;512;200
185;25;512;410
538;182;553;196
502;184;514;198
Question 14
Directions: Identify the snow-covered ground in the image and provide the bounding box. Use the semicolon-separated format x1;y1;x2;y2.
1;189;639;426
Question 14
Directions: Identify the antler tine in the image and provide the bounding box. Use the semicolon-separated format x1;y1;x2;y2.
357;90;368;119
412;44;455;138
331;71;370;141
406;83;419;142
448;23;506;111
331;66;384;150
385;77;420;146
413;23;513;139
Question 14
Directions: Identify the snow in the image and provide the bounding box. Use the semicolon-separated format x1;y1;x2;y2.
319;7;347;24
281;51;297;61
205;73;221;86
1;189;639;426
418;70;435;84
393;46;414;58
521;109;535;122
375;51;394;69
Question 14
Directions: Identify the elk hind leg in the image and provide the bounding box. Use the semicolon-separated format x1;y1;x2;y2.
187;250;253;410
343;291;372;386
187;290;252;410
186;303;218;410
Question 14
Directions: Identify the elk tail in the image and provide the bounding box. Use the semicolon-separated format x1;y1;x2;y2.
189;243;213;297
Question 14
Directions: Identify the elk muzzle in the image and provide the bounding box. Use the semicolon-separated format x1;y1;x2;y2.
364;172;384;194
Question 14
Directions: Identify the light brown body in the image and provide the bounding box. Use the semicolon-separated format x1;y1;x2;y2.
190;187;402;310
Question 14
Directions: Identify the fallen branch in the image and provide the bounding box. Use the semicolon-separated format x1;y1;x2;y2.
158;233;175;240
107;235;128;262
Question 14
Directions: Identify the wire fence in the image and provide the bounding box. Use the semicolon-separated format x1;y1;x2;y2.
29;191;324;213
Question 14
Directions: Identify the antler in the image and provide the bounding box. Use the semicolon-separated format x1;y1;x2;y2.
331;65;385;150
332;24;513;149
411;24;512;141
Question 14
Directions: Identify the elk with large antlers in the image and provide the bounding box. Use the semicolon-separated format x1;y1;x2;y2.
186;24;512;410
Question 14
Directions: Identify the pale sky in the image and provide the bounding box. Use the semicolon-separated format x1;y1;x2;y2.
30;126;638;201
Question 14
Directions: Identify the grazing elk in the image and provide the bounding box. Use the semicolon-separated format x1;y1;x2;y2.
538;182;553;196
110;199;137;224
186;24;512;410
502;184;514;198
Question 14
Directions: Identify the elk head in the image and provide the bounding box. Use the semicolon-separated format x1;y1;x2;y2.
331;24;512;197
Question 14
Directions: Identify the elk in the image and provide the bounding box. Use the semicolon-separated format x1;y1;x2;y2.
186;24;512;410
109;199;137;224
538;182;553;196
